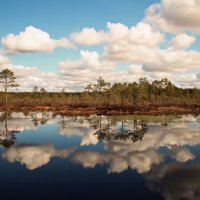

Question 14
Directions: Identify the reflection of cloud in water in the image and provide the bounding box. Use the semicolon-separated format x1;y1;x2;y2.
58;120;99;146
109;123;200;153
146;163;200;200
2;118;37;131
1;113;200;175
1;112;200;198
73;151;106;168
171;147;195;163
0;118;36;141
60;125;98;146
58;116;200;150
72;119;200;174
179;115;199;123
73;149;164;173
9;112;53;119
0;112;59;136
80;128;99;146
59;122;87;137
3;144;75;170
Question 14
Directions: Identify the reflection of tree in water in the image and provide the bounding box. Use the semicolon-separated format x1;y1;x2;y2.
59;115;84;129
0;133;17;149
30;112;49;126
93;116;114;142
60;115;67;129
30;113;40;126
0;111;19;149
92;116;148;143
114;119;147;143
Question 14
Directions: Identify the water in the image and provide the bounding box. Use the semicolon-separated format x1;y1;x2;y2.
0;112;200;200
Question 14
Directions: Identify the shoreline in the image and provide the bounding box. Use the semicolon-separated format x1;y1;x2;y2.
1;104;200;115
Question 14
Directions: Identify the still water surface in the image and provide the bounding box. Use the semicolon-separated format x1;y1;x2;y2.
0;112;200;200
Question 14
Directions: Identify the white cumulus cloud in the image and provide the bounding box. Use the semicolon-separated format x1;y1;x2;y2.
0;54;10;65
1;26;74;53
170;33;196;49
144;0;200;33
71;22;164;47
71;27;107;46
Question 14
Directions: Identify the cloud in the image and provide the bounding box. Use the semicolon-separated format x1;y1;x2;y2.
0;54;10;65
170;34;196;49
0;64;56;91
144;0;200;33
59;50;115;72
71;28;107;46
161;0;200;28
0;60;119;92
70;21;200;85
91;22;197;74
0;64;84;92
71;22;164;47
104;35;200;73
1;8;200;90
84;22;196;74
58;50;116;90
108;22;164;47
1;26;74;53
70;19;200;79
142;49;200;72
1;57;199;91
3;143;75;170
173;73;200;88
127;64;145;74
58;49;181;89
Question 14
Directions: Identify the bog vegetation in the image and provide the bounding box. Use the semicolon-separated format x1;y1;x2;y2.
0;68;200;111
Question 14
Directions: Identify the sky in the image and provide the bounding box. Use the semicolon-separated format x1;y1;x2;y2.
0;0;200;92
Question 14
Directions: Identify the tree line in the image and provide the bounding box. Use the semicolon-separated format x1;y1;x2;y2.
83;76;200;109
0;68;200;109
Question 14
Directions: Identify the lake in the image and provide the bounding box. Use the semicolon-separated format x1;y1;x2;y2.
0;112;200;200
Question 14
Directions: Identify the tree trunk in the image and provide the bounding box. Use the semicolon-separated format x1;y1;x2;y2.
5;88;7;109
107;93;110;108
121;92;124;110
133;95;136;109
148;92;151;103
5;111;8;137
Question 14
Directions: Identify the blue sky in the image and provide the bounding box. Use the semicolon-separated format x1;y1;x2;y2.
0;0;158;71
0;0;200;91
0;0;158;32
